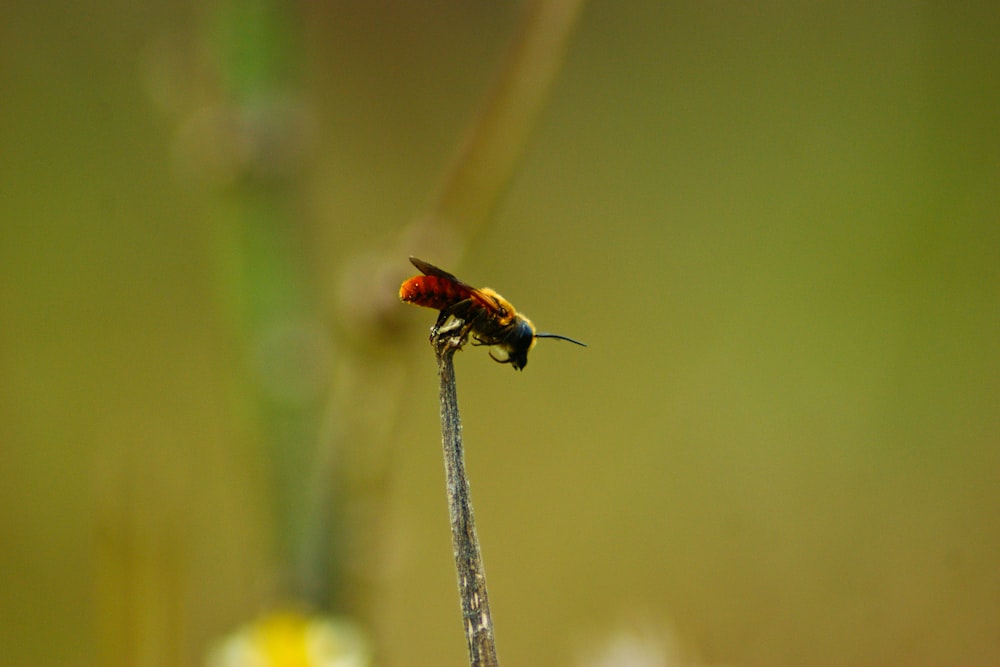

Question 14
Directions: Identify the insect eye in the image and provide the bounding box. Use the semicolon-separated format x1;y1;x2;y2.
503;321;536;370
511;320;536;349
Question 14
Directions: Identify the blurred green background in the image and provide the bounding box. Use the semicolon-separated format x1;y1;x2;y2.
3;2;999;666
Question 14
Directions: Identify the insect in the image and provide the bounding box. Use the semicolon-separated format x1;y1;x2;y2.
399;257;586;370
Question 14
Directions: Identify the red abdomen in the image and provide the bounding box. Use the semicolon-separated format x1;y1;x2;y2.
399;275;473;311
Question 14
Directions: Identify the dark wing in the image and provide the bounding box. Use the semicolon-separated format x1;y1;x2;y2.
408;257;500;314
409;257;462;282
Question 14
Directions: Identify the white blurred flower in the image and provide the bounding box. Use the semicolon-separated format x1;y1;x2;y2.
574;613;716;667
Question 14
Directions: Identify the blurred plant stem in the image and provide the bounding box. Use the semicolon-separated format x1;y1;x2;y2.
95;439;190;667
393;0;587;264
430;0;587;243
100;1;330;663
205;0;336;608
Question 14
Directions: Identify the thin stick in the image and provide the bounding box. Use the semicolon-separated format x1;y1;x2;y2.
434;332;500;667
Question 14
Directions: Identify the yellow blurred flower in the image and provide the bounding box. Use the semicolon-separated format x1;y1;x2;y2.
206;610;372;667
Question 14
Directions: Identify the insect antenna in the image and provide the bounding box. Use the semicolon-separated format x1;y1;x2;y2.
534;332;587;347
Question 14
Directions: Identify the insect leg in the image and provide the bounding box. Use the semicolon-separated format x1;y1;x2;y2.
431;298;476;340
